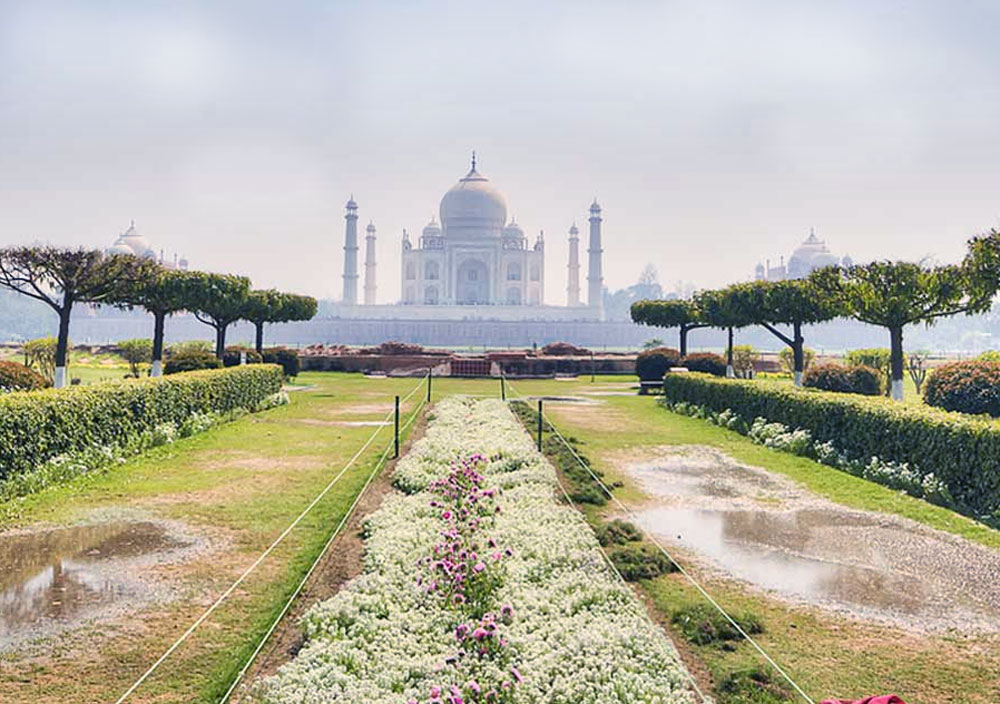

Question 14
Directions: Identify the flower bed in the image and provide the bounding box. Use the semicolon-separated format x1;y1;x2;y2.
254;398;697;704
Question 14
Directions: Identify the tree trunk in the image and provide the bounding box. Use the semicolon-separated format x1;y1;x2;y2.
215;325;227;359
726;326;735;378
54;305;72;388
151;311;166;378
679;326;689;358
255;321;265;354
889;325;904;401
792;321;804;387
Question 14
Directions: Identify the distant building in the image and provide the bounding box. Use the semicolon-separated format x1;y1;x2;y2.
107;220;189;270
755;229;851;281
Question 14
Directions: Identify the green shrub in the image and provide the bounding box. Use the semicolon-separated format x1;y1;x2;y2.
23;336;58;383
594;519;642;546
778;346;815;375
845;347;896;394
0;360;49;392
164;349;222;374
0;365;283;484
803;362;881;396
682;352;727;376
262;347;301;378
671;604;763;645
636;347;682;381
222;345;264;368
117;338;152;378
924;360;1000;416
662;373;1000;522
716;666;793;704
608;542;677;581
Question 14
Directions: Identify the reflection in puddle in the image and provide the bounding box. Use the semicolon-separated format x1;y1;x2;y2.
0;521;192;642
627;447;1000;631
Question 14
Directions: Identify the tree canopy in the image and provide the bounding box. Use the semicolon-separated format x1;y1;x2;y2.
185;272;252;357
630;299;708;356
243;289;317;352
0;247;157;385
117;267;199;373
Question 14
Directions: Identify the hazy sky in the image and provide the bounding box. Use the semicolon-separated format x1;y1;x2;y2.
2;1;1000;303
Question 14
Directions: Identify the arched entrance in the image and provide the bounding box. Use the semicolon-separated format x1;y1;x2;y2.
457;259;490;304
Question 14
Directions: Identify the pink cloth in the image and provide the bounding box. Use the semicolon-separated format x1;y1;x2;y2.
821;697;906;704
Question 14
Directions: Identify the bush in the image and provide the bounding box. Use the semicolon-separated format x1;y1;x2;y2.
165;349;223;375
24;336;58;383
541;341;590;356
716;667;793;704
924;360;1000;416
0;365;283;484
845;348;895;393
778;346;815;375
222;345;264;368
117;338;153;378
662;373;1000;522
803;362;881;396
671;604;763;645
636;347;683;381
732;345;758;379
608;543;677;581
262;347;301;378
0;360;49;392
682;352;727;376
594;519;643;546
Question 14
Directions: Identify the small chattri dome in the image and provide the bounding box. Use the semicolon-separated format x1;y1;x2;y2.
366;221;376;233
569;223;579;235
346;195;358;210
422;217;442;237
502;218;524;238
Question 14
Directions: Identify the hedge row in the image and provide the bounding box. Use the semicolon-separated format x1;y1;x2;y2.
662;373;1000;521
0;365;283;482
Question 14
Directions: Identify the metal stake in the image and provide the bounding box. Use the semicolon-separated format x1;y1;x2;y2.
394;395;400;459
427;368;432;402
537;399;543;451
500;373;506;401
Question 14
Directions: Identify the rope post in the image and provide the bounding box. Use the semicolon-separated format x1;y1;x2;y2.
590;350;595;383
393;395;400;459
500;373;506;401
426;368;432;403
537;399;543;451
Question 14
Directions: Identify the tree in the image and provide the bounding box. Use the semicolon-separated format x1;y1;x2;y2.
117;267;198;377
908;350;930;395
184;272;252;358
118;338;153;378
630;299;709;357
242;290;318;353
712;280;842;387
693;288;753;377
0;247;157;387
731;344;758;379
642;337;665;350
811;262;988;400
23;336;58;383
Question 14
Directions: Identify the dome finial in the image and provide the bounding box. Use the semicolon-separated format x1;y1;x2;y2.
471;150;477;171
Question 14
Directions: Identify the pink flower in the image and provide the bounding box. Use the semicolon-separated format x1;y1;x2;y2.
467;681;481;694
442;510;452;520
430;685;441;697
473;562;486;573
511;666;523;684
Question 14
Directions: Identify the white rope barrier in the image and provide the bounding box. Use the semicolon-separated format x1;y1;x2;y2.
113;375;427;704
504;377;814;704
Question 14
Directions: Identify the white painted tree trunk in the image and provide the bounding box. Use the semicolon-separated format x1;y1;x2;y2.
726;365;735;378
793;370;803;387
151;360;163;378
54;366;67;389
891;378;904;401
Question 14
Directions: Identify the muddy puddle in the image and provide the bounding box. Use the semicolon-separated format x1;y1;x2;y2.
624;446;1000;633
0;520;203;649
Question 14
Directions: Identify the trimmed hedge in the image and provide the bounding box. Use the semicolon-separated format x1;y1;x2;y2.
636;347;682;381
0;365;283;482
262;347;301;378
662;372;1000;521
682;352;727;376
223;345;264;367
803;362;881;396
924;360;1000;417
0;361;49;392
164;349;222;374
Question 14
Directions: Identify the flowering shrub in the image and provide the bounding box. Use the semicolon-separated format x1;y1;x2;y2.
254;398;698;704
0;360;49;392
923;359;1000;416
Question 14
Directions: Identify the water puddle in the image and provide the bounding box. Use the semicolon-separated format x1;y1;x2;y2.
625;447;1000;632
0;520;198;648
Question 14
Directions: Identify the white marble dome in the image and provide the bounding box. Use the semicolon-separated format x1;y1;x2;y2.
439;163;508;238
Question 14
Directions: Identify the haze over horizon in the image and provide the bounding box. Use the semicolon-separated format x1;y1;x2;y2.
2;1;999;303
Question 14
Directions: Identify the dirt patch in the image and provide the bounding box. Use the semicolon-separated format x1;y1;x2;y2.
543;401;627;431
292;418;389;428
228;410;430;702
618;445;1000;634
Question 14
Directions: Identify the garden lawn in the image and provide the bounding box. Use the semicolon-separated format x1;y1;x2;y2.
527;381;1000;704
0;372;426;704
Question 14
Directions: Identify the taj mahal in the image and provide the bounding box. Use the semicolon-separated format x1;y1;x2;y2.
334;155;605;322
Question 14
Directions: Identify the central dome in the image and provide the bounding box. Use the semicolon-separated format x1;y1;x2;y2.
439;163;508;238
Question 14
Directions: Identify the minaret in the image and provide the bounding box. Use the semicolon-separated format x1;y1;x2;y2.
342;196;359;305
364;221;377;305
587;199;604;317
567;223;580;306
